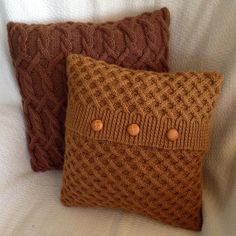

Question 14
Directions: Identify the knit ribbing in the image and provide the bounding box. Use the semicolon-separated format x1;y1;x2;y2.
66;103;210;150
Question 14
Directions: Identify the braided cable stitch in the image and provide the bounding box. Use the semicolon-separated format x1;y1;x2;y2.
7;8;170;170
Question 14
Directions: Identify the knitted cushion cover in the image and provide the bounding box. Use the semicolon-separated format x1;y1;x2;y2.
61;54;224;231
7;8;170;171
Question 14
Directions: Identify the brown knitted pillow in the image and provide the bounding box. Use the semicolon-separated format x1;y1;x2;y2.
61;54;224;231
7;8;170;171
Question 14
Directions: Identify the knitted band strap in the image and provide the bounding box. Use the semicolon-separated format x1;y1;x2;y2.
66;103;210;151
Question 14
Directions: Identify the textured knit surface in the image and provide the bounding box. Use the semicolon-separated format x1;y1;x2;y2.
1;1;236;236
7;8;170;171
61;54;224;231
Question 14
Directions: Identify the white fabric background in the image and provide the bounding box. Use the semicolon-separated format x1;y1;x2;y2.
0;0;236;235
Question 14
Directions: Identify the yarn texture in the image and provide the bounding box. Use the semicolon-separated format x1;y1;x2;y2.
61;54;224;230
7;8;170;171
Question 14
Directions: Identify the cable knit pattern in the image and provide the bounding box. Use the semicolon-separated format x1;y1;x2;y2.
7;8;170;171
61;54;224;230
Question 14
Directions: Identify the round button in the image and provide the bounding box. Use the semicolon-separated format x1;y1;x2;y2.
91;119;103;132
127;124;140;136
167;128;179;141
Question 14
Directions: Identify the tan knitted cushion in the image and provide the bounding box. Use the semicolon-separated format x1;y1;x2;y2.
7;8;170;171
61;54;224;230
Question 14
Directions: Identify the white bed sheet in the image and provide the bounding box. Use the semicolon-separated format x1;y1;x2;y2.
0;0;236;235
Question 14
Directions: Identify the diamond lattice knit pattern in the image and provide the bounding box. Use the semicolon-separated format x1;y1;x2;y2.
61;54;224;230
7;8;170;171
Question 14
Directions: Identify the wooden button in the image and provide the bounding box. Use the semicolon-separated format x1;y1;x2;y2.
91;119;103;132
167;128;179;141
127;124;140;136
